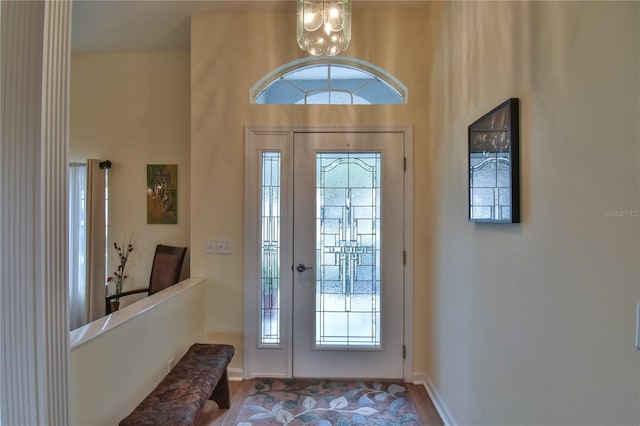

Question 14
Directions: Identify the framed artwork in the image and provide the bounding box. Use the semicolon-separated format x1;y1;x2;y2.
468;98;520;223
146;164;178;224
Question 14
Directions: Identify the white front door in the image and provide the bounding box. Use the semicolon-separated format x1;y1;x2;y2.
243;128;411;380
292;132;405;378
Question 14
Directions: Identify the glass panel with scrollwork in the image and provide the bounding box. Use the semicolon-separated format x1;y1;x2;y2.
260;152;281;345
315;152;381;348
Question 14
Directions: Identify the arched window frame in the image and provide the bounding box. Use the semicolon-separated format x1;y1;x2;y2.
250;56;408;105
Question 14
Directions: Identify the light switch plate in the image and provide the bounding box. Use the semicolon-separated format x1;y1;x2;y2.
205;239;215;254
216;239;232;254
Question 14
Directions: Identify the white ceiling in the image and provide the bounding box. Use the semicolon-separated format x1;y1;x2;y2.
71;0;428;52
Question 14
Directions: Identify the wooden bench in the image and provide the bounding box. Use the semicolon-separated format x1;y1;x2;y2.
119;343;235;426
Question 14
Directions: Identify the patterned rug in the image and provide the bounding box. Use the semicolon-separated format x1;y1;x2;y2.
226;378;423;425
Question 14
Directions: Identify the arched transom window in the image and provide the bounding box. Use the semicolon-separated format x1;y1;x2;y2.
251;56;407;105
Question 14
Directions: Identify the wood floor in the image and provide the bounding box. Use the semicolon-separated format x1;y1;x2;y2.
196;379;444;425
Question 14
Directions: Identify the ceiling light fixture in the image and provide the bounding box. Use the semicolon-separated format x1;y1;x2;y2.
297;0;351;56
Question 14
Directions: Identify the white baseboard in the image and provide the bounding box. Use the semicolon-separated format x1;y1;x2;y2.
228;367;244;381
412;373;456;426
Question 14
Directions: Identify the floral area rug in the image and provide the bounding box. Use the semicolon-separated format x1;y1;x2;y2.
227;378;423;425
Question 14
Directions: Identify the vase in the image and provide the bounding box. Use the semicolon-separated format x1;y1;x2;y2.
110;301;120;312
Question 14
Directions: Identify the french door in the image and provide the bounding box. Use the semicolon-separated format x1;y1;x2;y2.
244;128;412;380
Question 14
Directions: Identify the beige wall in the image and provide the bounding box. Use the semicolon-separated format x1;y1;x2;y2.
71;52;191;305
426;1;640;424
191;1;639;423
190;5;437;370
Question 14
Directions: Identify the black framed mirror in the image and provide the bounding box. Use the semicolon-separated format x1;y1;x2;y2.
468;98;520;223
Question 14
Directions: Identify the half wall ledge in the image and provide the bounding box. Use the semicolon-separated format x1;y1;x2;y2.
70;277;205;350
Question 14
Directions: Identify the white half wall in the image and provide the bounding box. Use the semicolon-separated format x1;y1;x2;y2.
70;278;206;426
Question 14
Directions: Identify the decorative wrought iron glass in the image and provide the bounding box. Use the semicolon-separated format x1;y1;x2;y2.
260;152;281;344
315;152;382;347
468;98;520;223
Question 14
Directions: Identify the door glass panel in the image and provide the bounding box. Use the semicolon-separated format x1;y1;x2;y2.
315;152;381;348
261;152;280;345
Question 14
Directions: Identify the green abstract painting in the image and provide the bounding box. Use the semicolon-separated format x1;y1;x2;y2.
146;164;177;224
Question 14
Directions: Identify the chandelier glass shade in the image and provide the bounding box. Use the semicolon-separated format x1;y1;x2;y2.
297;0;351;56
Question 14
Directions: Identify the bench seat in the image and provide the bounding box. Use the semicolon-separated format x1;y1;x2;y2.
120;343;234;426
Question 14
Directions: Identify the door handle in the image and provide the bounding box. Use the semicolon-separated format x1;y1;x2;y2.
296;263;313;273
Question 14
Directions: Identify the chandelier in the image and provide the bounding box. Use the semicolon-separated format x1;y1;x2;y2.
297;0;351;56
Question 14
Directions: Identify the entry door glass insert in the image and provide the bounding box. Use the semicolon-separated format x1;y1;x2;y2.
316;153;381;347
261;152;281;345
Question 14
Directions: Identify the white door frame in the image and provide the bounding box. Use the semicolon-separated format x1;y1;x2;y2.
243;126;414;382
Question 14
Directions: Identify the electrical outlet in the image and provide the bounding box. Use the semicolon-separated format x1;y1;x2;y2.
167;356;176;373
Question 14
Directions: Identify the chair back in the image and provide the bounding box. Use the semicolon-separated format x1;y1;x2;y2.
148;244;187;295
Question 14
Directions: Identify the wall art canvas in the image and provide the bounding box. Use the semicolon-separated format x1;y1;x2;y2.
468;98;520;223
146;164;177;224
